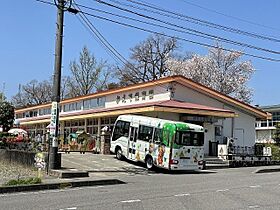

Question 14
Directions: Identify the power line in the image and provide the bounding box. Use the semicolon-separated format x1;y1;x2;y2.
122;0;280;42
36;0;280;62
177;0;280;32
79;1;280;56
79;10;280;62
75;4;213;41
73;2;151;81
92;0;280;55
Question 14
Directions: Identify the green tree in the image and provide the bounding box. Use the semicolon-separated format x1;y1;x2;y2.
0;92;6;102
273;123;280;144
0;101;14;132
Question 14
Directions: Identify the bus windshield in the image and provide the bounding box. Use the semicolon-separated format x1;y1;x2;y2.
175;131;204;146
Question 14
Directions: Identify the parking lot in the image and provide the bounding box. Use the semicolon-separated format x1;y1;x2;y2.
61;152;153;178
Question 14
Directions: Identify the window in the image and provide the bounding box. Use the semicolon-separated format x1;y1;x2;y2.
142;91;146;100
16;113;23;119
215;126;222;136
76;101;82;110
128;93;133;102
64;101;83;112
97;97;105;107
138;125;153;142
116;96;121;104
112;120;130;141
122;94;126;103
83;99;91;110
135;92;139;101
175;131;204;146
87;119;93;126
24;112;30;118
261;121;267;127
149;90;154;99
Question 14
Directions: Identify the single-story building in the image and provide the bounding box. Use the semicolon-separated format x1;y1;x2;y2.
15;75;270;156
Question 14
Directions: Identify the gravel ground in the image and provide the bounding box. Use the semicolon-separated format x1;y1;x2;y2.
0;161;38;185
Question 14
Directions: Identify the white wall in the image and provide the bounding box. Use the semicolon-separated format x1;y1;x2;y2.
203;123;215;155
174;83;257;148
225;106;256;147
173;83;224;109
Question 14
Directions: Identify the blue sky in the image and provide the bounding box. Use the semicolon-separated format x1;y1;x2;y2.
1;0;279;106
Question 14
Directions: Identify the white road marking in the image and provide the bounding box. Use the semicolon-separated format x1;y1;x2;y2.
250;185;261;188
66;207;77;210
249;205;260;209
120;199;141;203
216;189;229;192
174;193;190;197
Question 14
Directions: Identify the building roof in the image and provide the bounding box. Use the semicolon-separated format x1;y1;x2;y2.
18;100;236;125
259;104;280;112
15;75;270;120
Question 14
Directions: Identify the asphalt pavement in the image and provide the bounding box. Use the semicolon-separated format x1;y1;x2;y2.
1;166;280;209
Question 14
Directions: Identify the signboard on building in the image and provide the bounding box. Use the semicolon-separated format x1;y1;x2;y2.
181;116;218;123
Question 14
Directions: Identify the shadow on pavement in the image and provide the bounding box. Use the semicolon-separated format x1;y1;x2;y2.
85;157;216;175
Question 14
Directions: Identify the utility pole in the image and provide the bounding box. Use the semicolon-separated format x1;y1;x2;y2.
49;0;71;169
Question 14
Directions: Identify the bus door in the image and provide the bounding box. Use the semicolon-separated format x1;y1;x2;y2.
127;126;138;160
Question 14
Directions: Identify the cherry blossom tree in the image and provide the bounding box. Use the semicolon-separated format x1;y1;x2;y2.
167;44;254;103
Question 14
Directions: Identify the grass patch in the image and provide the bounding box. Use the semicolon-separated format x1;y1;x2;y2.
4;177;41;186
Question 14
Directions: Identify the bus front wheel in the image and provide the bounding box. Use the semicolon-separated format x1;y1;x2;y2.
116;147;123;160
145;156;154;170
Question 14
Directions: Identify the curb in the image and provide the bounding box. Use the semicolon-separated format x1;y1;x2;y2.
205;164;229;170
254;168;280;173
0;179;125;194
49;169;89;178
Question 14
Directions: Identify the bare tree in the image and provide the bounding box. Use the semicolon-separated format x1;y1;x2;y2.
118;35;179;84
11;80;53;107
67;46;112;97
167;43;255;103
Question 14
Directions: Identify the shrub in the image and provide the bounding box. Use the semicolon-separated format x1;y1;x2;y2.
4;177;41;186
264;143;280;160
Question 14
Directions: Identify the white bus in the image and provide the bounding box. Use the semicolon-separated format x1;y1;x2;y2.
110;115;204;170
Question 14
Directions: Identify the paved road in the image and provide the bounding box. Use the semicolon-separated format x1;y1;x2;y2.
1;166;280;210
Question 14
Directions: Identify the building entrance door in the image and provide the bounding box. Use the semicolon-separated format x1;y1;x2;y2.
209;141;218;156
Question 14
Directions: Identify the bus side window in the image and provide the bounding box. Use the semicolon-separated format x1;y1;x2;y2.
138;125;153;142
112;120;122;141
112;120;130;141
123;121;130;137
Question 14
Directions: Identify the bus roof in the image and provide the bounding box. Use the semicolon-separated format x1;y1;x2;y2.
116;115;204;132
